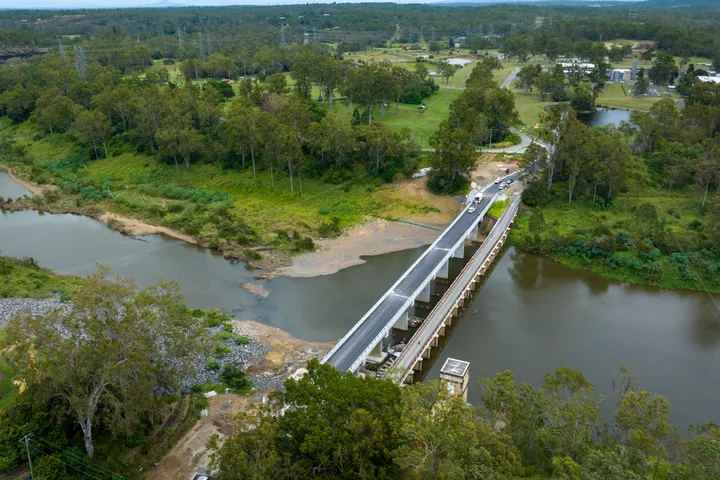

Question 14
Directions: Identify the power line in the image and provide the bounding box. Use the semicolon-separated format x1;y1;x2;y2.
28;435;128;480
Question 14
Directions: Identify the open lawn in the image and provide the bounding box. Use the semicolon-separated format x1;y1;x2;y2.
597;83;666;111
513;91;558;129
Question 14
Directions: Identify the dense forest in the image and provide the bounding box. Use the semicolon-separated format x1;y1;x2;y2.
210;360;720;480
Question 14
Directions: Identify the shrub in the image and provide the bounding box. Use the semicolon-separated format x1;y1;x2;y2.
235;336;249;346
216;331;233;341
204;308;228;328
214;344;231;358
219;365;253;391
317;217;342;238
243;249;262;260
222;323;234;332
205;358;220;371
689;220;703;230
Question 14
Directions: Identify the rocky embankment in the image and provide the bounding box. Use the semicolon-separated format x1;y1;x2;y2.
0;295;69;325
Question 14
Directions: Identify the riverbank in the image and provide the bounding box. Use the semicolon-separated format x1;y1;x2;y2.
279;218;443;277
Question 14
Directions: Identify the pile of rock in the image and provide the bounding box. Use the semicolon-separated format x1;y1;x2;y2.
0;294;69;326
181;323;268;390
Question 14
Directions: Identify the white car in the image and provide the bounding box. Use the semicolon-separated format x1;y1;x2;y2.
494;178;501;184
468;206;476;213
498;185;505;190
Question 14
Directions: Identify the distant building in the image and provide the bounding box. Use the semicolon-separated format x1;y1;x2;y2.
697;76;720;84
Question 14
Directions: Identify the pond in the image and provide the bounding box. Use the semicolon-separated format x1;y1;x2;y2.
577;108;632;127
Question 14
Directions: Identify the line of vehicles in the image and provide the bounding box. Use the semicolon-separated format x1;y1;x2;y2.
494;177;515;190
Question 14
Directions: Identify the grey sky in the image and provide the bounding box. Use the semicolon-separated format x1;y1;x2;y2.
0;0;427;8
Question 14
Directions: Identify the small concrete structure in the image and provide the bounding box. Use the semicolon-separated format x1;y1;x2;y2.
440;358;470;402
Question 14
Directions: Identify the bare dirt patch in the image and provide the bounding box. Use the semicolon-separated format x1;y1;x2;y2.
239;282;269;298
470;154;520;188
147;393;250;480
279;218;442;277
98;212;197;244
279;177;463;278
231;320;333;386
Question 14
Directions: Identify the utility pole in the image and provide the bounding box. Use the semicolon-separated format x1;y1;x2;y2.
488;128;494;148
21;435;34;480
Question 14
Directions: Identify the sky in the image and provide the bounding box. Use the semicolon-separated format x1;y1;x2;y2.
1;0;436;8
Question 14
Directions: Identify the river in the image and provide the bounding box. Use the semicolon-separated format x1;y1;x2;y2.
426;248;720;430
1;174;718;431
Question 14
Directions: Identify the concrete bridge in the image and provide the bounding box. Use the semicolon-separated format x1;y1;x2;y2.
322;173;520;374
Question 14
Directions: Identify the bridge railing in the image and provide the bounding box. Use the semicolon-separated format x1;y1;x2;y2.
390;198;520;384
322;193;496;370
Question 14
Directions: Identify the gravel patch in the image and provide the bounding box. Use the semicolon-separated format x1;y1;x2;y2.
181;324;269;391
0;295;70;325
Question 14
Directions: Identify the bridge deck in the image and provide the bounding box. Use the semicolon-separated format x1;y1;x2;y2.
391;197;520;382
324;195;495;372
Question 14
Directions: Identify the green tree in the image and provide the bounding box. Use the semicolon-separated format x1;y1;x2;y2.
649;51;679;86
1;267;208;458
437;60;458;84
529;207;546;235
71;109;111;159
34;90;80;134
392;380;479;480
428;121;476;193
634;68;650;95
517;64;542;94
263;73;287;94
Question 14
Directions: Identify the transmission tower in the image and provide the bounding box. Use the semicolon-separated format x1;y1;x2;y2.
628;7;638;22
431;27;436;42
419;26;425;44
73;46;87;79
408;26;413;44
206;33;212;55
312;26;317;43
58;38;66;59
177;29;183;48
510;22;517;35
198;32;205;61
280;24;286;47
466;25;471;38
477;25;484;36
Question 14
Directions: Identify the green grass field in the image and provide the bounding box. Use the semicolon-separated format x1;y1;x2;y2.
1;119;452;240
597;83;666;111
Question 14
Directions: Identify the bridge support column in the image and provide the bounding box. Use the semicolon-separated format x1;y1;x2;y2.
453;243;464;259
416;283;431;303
469;223;479;241
366;338;387;364
393;309;409;331
436;260;449;279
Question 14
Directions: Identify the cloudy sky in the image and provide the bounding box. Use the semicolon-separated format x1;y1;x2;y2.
1;0;436;8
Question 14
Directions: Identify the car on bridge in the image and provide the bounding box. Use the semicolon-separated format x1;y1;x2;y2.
467;206;476;214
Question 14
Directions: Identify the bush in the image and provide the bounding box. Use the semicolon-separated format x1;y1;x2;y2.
205;358;220;371
243;249;262;260
204;308;228;328
235;336;249;346
214;344;231;358
219;365;253;391
216;331;233;341
318;217;342;238
222;323;233;332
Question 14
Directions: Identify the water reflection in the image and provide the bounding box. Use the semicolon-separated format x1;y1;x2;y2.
429;247;720;431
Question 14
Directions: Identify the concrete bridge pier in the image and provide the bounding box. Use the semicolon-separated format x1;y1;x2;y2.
437;260;449;279
393;308;410;331
416;282;431;303
452;243;464;259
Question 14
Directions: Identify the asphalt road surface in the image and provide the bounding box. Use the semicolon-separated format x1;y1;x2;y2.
325;194;495;372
